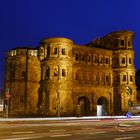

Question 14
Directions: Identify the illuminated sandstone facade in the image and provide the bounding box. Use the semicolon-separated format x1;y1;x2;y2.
5;48;40;115
4;31;137;116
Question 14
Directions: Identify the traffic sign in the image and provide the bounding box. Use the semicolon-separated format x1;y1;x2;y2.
126;112;132;118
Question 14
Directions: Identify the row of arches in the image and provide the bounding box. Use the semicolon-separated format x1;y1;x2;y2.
77;96;109;116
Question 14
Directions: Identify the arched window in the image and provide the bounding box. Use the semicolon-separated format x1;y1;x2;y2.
99;57;103;63
45;67;50;79
121;40;124;46
47;46;50;56
94;75;98;82
95;56;98;63
106;58;109;64
129;58;132;64
87;55;91;62
106;75;109;83
130;75;133;82
121;58;125;64
75;54;78;60
123;75;126;81
62;48;65;55
62;69;66;77
54;47;57;54
54;68;58;76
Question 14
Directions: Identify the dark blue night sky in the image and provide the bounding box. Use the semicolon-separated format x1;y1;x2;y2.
0;0;140;89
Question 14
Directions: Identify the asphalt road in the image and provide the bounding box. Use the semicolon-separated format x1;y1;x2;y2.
0;118;140;140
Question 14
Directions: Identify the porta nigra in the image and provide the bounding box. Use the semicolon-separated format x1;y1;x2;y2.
4;30;137;117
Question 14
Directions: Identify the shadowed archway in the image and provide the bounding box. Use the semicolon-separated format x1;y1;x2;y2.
97;97;109;116
78;96;90;116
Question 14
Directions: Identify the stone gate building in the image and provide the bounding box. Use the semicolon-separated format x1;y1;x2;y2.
4;30;137;116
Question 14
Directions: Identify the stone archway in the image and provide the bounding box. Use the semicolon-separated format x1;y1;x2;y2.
77;96;90;116
97;97;108;116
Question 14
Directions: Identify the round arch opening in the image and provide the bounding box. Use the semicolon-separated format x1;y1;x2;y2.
97;97;109;116
78;96;90;116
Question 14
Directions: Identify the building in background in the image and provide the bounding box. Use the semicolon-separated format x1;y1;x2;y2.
4;31;137;117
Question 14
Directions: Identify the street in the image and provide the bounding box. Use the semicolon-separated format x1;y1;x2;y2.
0;117;140;140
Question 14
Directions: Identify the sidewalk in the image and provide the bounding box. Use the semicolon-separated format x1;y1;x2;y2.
0;115;140;122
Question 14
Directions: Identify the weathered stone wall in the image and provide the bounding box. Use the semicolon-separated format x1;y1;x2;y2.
5;48;40;116
38;38;73;116
4;30;137;117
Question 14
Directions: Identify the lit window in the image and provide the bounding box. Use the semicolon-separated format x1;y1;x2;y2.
62;48;65;55
30;50;34;56
11;51;14;56
11;50;17;56
14;50;17;56
33;50;38;56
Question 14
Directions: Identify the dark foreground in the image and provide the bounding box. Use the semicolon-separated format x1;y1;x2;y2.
0;117;140;140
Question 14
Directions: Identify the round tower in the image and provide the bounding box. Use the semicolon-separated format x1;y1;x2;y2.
111;31;137;114
38;37;74;116
4;47;40;116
